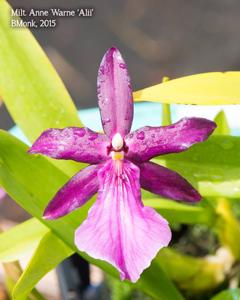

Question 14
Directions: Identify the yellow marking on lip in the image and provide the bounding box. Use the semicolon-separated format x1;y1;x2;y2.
111;151;124;161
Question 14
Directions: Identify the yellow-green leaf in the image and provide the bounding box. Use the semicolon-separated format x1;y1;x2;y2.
161;77;172;126
0;218;48;263
214;110;230;135
0;0;82;143
12;231;73;300
134;72;240;105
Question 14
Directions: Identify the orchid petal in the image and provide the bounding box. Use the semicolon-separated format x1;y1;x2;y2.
97;47;133;138
139;162;201;202
125;117;216;162
29;127;109;164
75;159;171;282
0;188;6;201
44;164;100;220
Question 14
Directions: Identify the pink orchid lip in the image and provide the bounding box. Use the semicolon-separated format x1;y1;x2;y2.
75;159;171;283
28;47;217;282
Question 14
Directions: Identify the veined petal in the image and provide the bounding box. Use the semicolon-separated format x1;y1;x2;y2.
125;117;216;162
97;47;133;138
29;127;109;164
44;164;100;219
75;159;171;282
139;162;201;202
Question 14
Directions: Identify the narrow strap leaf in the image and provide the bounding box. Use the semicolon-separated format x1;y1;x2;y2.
161;77;172;126
12;231;73;300
0;0;82;143
134;72;240;105
0;218;48;263
0;0;83;176
143;199;215;226
214;110;230;135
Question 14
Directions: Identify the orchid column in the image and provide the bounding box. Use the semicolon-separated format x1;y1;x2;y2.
29;47;216;282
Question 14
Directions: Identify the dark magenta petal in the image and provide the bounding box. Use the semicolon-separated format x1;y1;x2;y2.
97;47;133;138
75;159;171;282
126;117;216;162
29;127;109;164
44;164;100;219
139;161;201;202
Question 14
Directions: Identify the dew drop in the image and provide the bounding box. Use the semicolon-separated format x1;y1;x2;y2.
88;133;98;141
101;97;109;105
119;63;126;69
128;133;133;139
58;145;65;151
137;131;145;140
99;66;105;75
192;155;199;162
76;128;86;137
221;140;234;150
211;174;224;180
102;118;111;126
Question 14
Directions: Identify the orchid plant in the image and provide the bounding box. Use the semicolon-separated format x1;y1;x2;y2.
29;47;216;282
1;1;240;300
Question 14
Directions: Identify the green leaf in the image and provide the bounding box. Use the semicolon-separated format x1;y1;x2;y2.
107;276;133;300
143;199;215;225
0;0;82;142
0;0;83;177
161;77;172;126
216;198;240;259
154;136;240;198
136;263;184;300
0;218;48;263
214;110;230;135
162;104;172;126
3;261;46;300
157;248;227;294
211;288;240;300
134;72;240;105
12;231;73;300
0;130;183;300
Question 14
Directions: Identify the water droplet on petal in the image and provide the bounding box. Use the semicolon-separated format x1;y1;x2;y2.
137;131;145;140
88;132;98;141
76;128;86;137
128;133;133;139
102;118;111;126
99;66;105;75
58;145;65;151
119;63;126;69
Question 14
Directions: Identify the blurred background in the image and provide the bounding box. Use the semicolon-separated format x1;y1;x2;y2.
2;0;240;129
1;0;240;299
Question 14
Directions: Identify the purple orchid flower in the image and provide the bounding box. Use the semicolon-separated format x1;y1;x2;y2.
29;47;216;282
